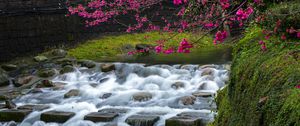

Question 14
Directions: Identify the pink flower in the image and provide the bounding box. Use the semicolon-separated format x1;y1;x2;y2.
297;32;300;38
177;38;193;53
281;34;286;40
295;85;300;89
155;45;163;53
163;48;174;54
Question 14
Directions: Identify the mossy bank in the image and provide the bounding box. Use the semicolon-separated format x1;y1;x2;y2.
213;26;300;126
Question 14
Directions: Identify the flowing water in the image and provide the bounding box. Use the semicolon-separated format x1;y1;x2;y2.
1;63;229;126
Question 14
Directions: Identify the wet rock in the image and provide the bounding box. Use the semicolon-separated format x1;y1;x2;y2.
60;65;75;74
0;109;32;122
64;89;80;98
29;88;43;94
98;108;128;114
126;115;160;126
51;49;67;58
104;123;118;126
37;68;56;78
52;82;66;90
79;60;96;68
0;95;8;101
101;64;115;72
36;80;55;88
90;83;99;88
99;78;109;83
132;92;152;102
166;113;205;126
199;64;217;69
40;111;75;123
223;64;231;71
0;71;10;87
1;64;17;71
171;82;185;89
192;91;214;98
198;82;207;90
84;112;119;122
200;68;214;76
5;100;16;109
34;56;48;62
180;96;196;105
100;93;112;99
55;58;76;67
13;75;34;87
18;104;50;111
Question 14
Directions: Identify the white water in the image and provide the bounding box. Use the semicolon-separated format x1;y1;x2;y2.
1;63;229;126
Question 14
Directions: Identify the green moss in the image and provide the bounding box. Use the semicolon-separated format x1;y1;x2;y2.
214;25;300;126
67;32;219;61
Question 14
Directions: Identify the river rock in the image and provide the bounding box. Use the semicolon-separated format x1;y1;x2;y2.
34;56;48;62
55;58;76;67
84;112;119;122
99;78;109;83
132;92;152;102
100;93;112;99
13;75;34;87
79;60;96;68
101;64;115;72
98;108;128;114
200;68;214;76
51;49;67;58
60;65;75;74
0;71;10;87
180;96;196;105
166;112;205;126
0;95;8;101
37;68;56;78
171;82;185;89
52;82;66;90
36;80;55;88
198;82;207;90
5;100;16;109
28;88;43;94
64;89;80;98
18;104;50;111
1;64;17;71
125;115;160;126
40;111;75;123
199;64;217;69
0;109;32;122
192;91;214;98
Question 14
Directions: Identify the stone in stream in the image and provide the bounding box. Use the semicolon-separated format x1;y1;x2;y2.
13;75;34;87
64;89;80;98
192;91;214;98
84;112;119;122
180;96;196;105
1;64;18;71
0;109;32;122
60;65;75;74
5;100;16;109
0;95;8;101
35;80;55;88
41;111;75;123
200;68;214;76
101;64;115;72
17;104;50;111
100;93;112;99
37;68;56;78
33;56;48;62
125;115;160;126
79;60;96;68
98;108;128;114
171;82;185;89
199;64;218;69
0;70;10;87
132;92;152;102
165;115;204;126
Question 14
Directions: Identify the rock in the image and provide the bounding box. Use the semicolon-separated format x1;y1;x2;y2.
135;44;153;51
132;92;152;102
199;64;217;69
51;49;67;58
200;68;214;76
101;64;115;72
13;75;34;87
126;115;160;126
0;95;8;101
1;64;17;71
52;82;66;90
60;65;75;74
79;60;96;68
104;123;118;126
55;58;76;67
166;114;204;126
18;104;50;111
192;91;214;98
0;71;10;87
0;109;32;122
180;96;196;105
171;82;185;89
37;68;56;78
99;78;109;83
40;111;75;123
84;112;119;122
29;88;43;94
5;100;16;109
100;93;112;99
223;64;231;71
98;108;128;114
64;89;80;98
34;56;48;62
198;82;208;90
36;80;55;88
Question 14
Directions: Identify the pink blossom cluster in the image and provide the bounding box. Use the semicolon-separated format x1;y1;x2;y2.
173;0;188;5
214;31;227;44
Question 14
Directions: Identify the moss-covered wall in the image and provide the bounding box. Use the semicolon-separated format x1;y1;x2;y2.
214;26;300;126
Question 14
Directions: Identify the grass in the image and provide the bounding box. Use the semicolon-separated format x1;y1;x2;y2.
67;31;221;61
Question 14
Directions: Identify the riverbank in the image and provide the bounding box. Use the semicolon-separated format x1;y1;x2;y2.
213;26;300;125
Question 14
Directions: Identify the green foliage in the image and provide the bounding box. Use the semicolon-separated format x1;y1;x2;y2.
213;25;300;126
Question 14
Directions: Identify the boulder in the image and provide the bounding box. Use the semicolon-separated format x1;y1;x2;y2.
100;93;112;99
5;100;16;109
37;68;56;78
192;91;214;98
126;115;160;126
13;75;34;87
55;58;76;67
36;80;55;88
132;92;152;102
60;65;75;74
99;78;109;83
101;64;115;72
18;104;50;111
40;111;75;123
51;49;67;58
180;96;196;105
200;68;214;76
52;82;66;90
1;64;17;71
166;114;204;126
0;109;32;122
28;88;43;94
84;112;119;122
34;56;48;62
79;60;96;68
198;82;207;90
98;108;128;114
64;89;80;98
0;71;10;87
171;82;185;89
